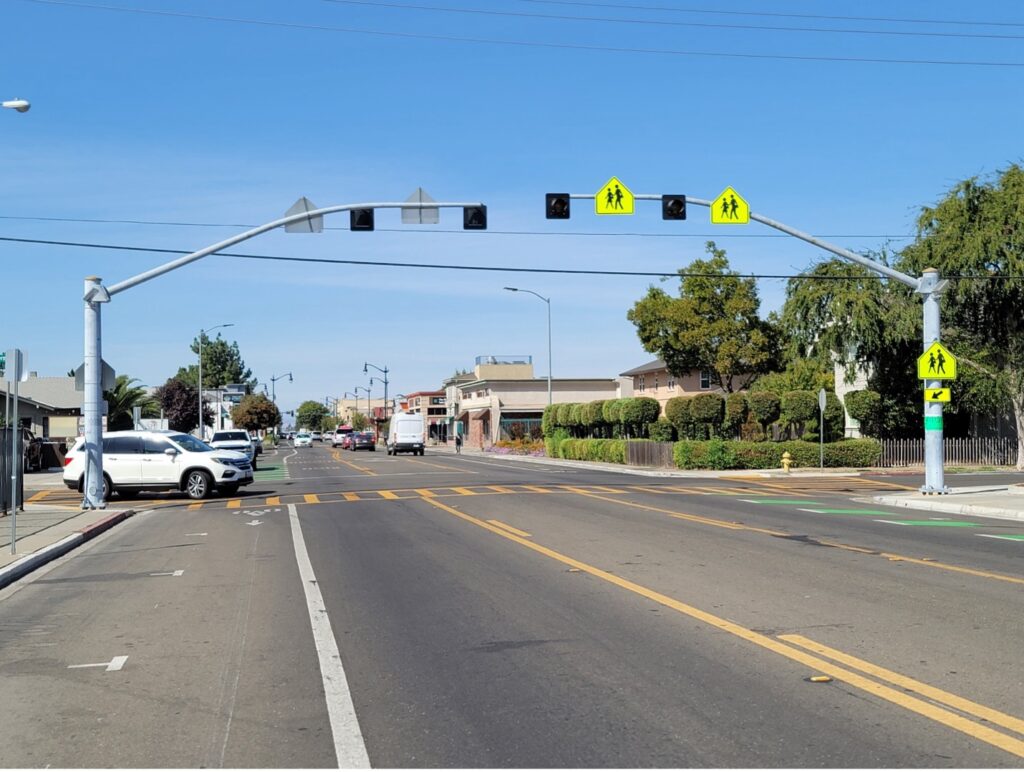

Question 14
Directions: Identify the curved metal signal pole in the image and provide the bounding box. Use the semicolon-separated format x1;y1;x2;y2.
570;192;946;494
82;201;484;509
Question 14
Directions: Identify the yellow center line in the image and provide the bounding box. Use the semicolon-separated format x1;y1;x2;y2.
487;519;532;538
304;494;320;504
226;499;241;509
592;486;624;493
419;495;1024;760
780;634;1024;736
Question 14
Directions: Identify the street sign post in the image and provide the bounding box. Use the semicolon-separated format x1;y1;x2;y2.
818;388;827;469
595;177;634;215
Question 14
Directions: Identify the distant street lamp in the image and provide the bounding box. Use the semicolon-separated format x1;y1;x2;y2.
270;372;293;402
197;323;233;438
354;385;371;425
364;362;389;425
1;99;30;113
504;287;552;407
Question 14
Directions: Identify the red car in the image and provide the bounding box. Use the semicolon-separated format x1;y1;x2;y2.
340;434;355;450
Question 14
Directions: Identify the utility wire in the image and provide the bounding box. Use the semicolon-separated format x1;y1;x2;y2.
323;0;1024;40
517;0;1024;29
0;215;913;240
19;0;1024;67
1;235;1019;280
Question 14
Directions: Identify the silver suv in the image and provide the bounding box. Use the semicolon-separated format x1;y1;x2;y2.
209;430;258;470
63;430;253;500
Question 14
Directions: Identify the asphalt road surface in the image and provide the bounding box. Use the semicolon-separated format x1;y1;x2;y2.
2;443;1023;767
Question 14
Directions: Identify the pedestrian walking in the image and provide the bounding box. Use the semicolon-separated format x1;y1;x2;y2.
455;434;463;454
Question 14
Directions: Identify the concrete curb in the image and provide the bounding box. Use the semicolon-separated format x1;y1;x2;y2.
0;508;136;590
872;495;1024;524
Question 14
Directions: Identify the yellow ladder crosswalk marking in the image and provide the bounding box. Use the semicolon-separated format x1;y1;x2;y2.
343;492;360;502
451;487;477;496
304;494;320;504
188;502;203;510
267;496;281;506
378;490;400;500
226;499;241;509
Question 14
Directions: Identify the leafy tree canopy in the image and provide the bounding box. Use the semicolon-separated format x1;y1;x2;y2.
231;394;281;432
175;333;255;391
295;400;329;432
104;375;159;431
156;377;211;434
627;242;779;392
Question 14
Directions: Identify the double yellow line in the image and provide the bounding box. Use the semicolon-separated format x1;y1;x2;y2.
421;495;1024;759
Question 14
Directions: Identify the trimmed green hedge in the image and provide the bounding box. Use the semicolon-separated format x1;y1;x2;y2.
555;438;627;463
673;439;881;470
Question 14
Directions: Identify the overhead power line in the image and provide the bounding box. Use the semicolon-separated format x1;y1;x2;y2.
19;0;1024;67
323;0;1024;40
0;214;914;240
517;0;1024;29
1;235;1019;281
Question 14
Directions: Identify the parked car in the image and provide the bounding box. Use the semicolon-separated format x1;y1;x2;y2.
294;432;312;448
311;431;322;442
351;431;376;451
17;428;44;472
209;430;258;470
62;430;253;500
251;434;263;456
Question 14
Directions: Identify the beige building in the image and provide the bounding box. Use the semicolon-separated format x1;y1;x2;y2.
618;359;722;414
454;355;629;448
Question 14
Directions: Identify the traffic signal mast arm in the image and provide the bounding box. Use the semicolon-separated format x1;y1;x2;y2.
565;192;919;289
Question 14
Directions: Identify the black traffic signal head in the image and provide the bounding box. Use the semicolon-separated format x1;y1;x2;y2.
546;193;570;219
463;205;487;230
350;208;375;231
662;195;686;220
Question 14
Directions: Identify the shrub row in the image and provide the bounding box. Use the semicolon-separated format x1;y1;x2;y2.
543;397;661;437
672;439;882;470
550;438;627;464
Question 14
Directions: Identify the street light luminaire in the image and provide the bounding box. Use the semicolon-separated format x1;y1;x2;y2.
2;99;30;113
503;286;552;407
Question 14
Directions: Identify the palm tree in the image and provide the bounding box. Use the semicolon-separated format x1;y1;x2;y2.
103;375;159;431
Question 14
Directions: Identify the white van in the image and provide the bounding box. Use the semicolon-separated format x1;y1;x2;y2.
386;411;425;456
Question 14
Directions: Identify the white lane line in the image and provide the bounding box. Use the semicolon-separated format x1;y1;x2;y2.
149;569;185;577
68;655;128;671
185;532;208;537
288;503;370;768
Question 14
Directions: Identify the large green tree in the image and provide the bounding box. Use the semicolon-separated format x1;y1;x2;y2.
899;164;1024;468
103;375;159;431
627;242;779;392
295;400;329;432
175;333;255;390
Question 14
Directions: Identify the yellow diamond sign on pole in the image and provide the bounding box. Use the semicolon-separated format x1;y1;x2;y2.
917;342;957;380
595;177;634;215
710;186;749;224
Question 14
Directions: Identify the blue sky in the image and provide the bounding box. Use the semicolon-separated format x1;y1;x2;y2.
2;0;1022;416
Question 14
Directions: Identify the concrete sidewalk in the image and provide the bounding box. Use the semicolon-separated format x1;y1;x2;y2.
1;470;137;590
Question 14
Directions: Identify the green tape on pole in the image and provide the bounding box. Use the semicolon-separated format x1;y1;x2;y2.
924;416;943;431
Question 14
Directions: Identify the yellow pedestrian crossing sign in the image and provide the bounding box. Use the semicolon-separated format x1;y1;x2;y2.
924;387;951;403
917;342;957;380
711;186;749;224
595;177;634;215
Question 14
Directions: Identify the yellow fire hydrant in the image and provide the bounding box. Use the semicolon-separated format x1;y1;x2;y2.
781;451;793;473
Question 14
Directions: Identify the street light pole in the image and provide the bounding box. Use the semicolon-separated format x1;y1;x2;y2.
270;372;293;402
504;287;552;407
364;362;389;427
197;324;233;439
1;99;30;113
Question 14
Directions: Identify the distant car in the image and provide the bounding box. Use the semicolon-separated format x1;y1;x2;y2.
351;431;376;451
294;432;312;448
250;434;263;456
311;431;322;442
331;426;354;448
341;434;355;450
209;430;258;470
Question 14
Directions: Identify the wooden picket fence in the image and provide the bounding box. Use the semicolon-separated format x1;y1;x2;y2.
880;437;1018;467
626;441;676;468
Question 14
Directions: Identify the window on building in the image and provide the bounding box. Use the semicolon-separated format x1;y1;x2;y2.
668;373;676;390
700;371;711;390
654;374;659;391
638;375;645;393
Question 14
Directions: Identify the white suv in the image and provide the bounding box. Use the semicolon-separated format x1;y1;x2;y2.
63;430;254;500
208;430;258;470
